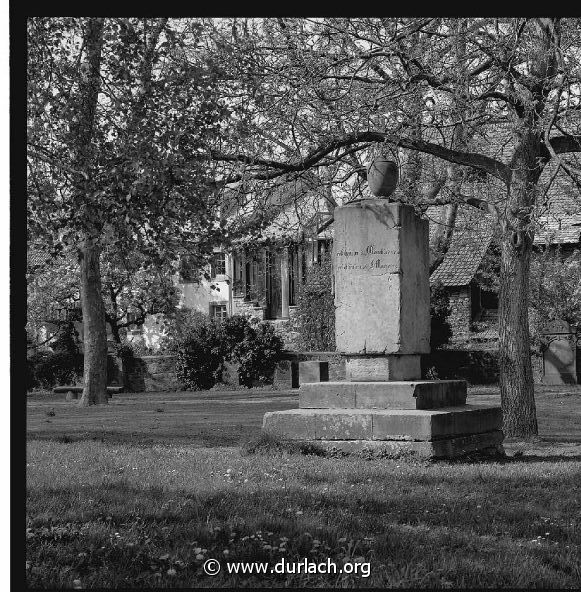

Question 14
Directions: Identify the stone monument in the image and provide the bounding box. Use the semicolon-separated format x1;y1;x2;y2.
263;159;504;458
541;320;578;385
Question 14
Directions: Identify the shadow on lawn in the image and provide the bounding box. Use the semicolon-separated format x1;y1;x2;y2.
27;430;248;447
26;477;581;559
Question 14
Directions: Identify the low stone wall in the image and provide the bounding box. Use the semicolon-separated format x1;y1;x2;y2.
121;355;180;392
121;350;346;391
121;349;547;391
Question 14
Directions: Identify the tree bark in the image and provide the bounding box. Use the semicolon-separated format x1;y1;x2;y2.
78;240;109;406
499;234;537;437
72;18;107;406
498;133;540;437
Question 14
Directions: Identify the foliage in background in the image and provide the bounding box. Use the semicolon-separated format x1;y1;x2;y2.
293;256;335;351
26;249;81;345
101;249;180;343
429;281;452;350
27;323;122;391
27;244;181;347
27;351;84;391
530;247;581;346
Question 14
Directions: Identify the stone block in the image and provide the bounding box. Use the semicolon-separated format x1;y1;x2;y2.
263;410;317;440
300;383;357;408
334;201;430;355
345;355;421;381
315;410;373;440
371;405;502;441
299;380;466;410
299;361;329;384
264;409;373;440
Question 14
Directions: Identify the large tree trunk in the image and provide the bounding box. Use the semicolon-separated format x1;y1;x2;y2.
498;232;537;437
78;240;109;406
498;134;540;438
71;18;107;405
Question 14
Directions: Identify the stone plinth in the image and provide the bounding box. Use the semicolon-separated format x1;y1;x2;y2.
334;201;430;356
345;355;421;381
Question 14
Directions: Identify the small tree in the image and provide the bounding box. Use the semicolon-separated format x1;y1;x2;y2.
294;255;335;351
27;18;231;405
430;282;452;350
530;247;581;339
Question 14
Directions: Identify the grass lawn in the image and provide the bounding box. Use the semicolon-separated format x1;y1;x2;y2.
26;385;581;588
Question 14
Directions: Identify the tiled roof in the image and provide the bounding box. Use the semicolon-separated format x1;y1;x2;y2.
533;172;581;245
534;219;581;245
430;209;494;287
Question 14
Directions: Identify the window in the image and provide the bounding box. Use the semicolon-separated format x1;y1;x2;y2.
211;252;226;278
57;303;82;322
179;255;197;283
126;311;143;333
210;303;228;323
232;254;245;297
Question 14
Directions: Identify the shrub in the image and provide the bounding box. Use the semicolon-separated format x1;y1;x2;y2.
227;317;284;388
161;310;284;391
172;311;223;390
293;255;335;351
51;322;81;355
27;350;122;391
27;350;84;390
219;315;250;358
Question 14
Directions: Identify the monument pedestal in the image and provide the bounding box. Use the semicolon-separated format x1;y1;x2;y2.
262;200;504;459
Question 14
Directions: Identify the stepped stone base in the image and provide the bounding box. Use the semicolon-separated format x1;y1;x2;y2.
298;431;505;459
299;380;466;410
263;405;502;441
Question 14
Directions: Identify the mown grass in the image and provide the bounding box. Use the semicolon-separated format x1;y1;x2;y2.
26;385;581;587
27;438;581;588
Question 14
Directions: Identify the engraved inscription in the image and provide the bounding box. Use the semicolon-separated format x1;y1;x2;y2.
336;244;399;275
